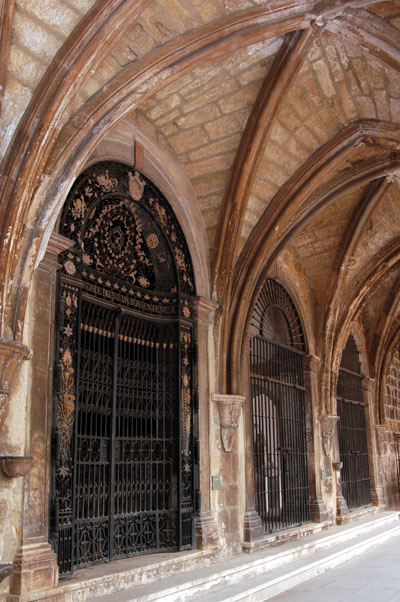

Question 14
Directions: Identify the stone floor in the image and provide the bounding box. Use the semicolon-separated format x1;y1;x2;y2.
271;531;400;602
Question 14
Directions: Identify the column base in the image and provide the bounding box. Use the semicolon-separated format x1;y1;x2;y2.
195;512;221;549
370;485;385;507
242;510;264;544
309;497;329;523
336;492;349;524
8;542;58;598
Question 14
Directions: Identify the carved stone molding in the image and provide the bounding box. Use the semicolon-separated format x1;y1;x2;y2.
0;339;32;424
303;353;320;374
321;415;339;457
9;542;58;597
191;296;219;325
212;394;245;453
375;424;388;456
0;456;32;478
195;511;221;549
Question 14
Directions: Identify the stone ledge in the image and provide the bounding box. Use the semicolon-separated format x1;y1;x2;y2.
242;521;331;553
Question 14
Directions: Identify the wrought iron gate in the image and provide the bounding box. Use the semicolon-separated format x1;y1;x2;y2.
250;279;310;533
51;162;196;576
337;335;371;510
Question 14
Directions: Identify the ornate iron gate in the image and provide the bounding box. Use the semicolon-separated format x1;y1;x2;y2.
51;162;196;576
337;335;371;510
250;279;310;533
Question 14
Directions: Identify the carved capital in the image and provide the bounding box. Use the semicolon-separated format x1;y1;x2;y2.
375;424;388;456
362;377;375;394
191;297;219;325
0;339;32;424
212;394;245;453
321;415;339;457
303;353;320;374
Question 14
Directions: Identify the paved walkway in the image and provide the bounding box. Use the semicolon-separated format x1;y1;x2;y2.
271;531;400;602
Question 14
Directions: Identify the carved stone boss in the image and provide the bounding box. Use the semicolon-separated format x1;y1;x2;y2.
212;394;245;453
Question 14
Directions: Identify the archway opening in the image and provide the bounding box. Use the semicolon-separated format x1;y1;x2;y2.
249;278;310;533
50;162;196;576
337;334;371;510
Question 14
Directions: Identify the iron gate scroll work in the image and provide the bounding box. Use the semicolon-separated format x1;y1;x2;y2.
250;279;311;533
337;335;371;510
51;162;196;576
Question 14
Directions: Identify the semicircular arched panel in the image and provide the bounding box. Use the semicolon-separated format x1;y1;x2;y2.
59;161;195;298
251;278;305;352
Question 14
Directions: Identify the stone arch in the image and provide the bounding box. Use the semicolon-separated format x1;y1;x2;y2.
49;159;198;575
36;121;210;300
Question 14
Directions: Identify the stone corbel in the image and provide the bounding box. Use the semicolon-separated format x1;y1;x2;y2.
375;424;387;456
0;339;32;424
321;415;339;457
212;394;245;453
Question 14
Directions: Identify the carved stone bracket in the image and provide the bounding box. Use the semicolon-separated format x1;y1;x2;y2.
375;424;388;456
321;415;339;457
0;339;32;424
0;456;32;478
212;394;245;453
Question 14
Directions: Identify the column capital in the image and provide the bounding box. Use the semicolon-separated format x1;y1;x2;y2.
362;376;375;393
303;354;320;373
40;232;74;270
191;297;219;325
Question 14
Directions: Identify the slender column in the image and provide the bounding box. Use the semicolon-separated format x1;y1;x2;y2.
242;333;264;546
303;354;329;522
362;377;384;507
191;297;221;549
8;233;72;600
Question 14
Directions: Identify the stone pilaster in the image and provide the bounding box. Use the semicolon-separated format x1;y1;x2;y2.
8;234;72;600
191;297;221;549
362;377;384;507
241;333;264;545
303;355;329;522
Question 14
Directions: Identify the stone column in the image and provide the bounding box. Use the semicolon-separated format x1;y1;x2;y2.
8;233;72;600
303;354;329;522
241;333;264;547
212;393;246;552
191;297;221;549
362;377;384;507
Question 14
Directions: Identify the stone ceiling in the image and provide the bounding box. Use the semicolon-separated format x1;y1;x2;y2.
0;0;400;368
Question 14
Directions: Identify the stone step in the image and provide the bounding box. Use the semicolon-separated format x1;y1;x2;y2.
91;511;399;602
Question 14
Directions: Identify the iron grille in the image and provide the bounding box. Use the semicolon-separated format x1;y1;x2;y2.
51;162;196;576
250;279;310;533
337;336;371;510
